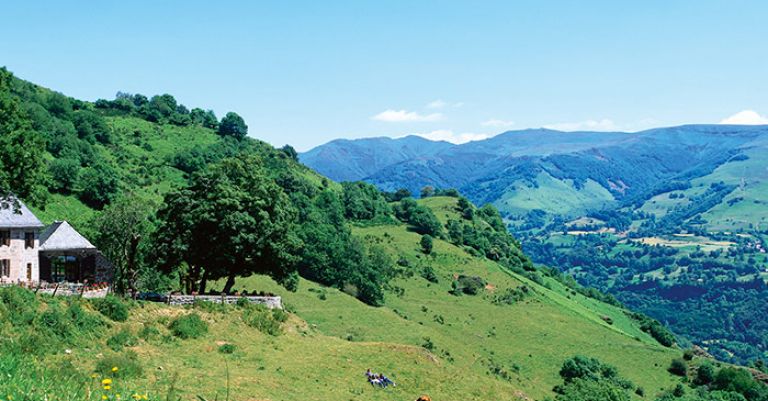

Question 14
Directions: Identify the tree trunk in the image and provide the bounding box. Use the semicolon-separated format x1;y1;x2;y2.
222;273;236;294
127;234;141;299
198;269;209;295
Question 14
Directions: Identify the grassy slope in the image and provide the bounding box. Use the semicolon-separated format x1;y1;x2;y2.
14;108;680;398
29;115;336;228
495;173;615;217
198;197;680;400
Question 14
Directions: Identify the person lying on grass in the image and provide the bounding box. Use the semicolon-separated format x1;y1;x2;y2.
364;370;396;388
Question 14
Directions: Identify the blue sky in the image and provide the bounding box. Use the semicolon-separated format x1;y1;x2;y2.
2;1;768;150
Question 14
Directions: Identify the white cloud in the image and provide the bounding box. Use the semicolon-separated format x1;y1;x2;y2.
543;119;618;132
372;109;443;122
426;99;447;109
412;129;489;144
719;110;768;125
481;119;515;128
426;99;463;109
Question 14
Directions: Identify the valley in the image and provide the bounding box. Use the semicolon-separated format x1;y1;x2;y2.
303;126;768;363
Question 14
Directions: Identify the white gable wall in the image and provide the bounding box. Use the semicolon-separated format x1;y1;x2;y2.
0;228;39;283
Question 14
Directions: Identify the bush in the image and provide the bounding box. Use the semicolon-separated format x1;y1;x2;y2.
169;313;208;339
271;308;289;323
0;286;38;326
91;296;129;322
669;358;688;376
65;299;106;334
711;367;768;399
420;265;439;283
243;305;283;336
493;286;530;305
107;329;139;351
138;324;160;342
95;351;143;379
421;234;434;254
35;304;75;342
192;300;229;313
218;343;237;354
695;363;716;385
450;275;486;296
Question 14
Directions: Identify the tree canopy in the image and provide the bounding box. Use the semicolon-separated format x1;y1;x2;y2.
154;155;300;293
218;112;248;140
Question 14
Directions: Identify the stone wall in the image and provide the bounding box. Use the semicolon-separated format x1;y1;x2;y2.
36;284;109;298
166;294;283;309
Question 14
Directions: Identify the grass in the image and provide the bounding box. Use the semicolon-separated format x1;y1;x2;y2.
495;172;615;216
4;198;684;400
204;197;681;400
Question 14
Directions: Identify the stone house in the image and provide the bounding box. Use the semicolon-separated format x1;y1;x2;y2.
0;198;112;285
0;200;42;282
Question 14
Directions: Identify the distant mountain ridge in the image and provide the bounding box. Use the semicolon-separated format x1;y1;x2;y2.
300;135;454;182
303;124;768;363
301;124;768;217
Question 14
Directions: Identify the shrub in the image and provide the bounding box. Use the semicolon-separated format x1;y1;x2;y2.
107;329;139;351
95;351;143;379
243;305;283;336
695;362;716;385
35;304;75;342
193;300;229;313
450;275;486;296
218;343;237;354
235;297;250;308
420;234;434;254
271;308;289;323
420;266;439;283
711;367;768;399
169;313;208;339
668;358;688;376
421;337;435;351
138;324;161;342
0;286;38;326
66;300;106;333
91;296;129;322
493;286;530;305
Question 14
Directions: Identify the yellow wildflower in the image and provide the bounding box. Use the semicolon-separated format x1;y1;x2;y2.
101;396;107;401
112;366;119;372
102;378;113;386
104;385;112;391
132;395;141;400
142;394;148;400
91;373;99;379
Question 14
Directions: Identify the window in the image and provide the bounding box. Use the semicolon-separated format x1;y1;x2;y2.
0;260;9;278
0;231;9;247
26;263;32;281
25;232;35;249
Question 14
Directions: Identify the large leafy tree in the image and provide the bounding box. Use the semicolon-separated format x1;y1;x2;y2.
92;195;156;297
154;155;300;294
218;112;248;140
0;68;48;204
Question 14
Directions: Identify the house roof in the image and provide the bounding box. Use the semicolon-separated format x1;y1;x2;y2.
39;221;97;252
0;198;44;228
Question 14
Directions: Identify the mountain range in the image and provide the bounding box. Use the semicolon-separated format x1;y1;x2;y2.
303;125;768;363
302;125;768;221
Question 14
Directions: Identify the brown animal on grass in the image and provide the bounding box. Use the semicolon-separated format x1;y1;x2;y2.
416;396;432;401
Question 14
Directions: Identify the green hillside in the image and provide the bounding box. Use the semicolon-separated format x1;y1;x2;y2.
0;199;688;401
2;67;766;400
